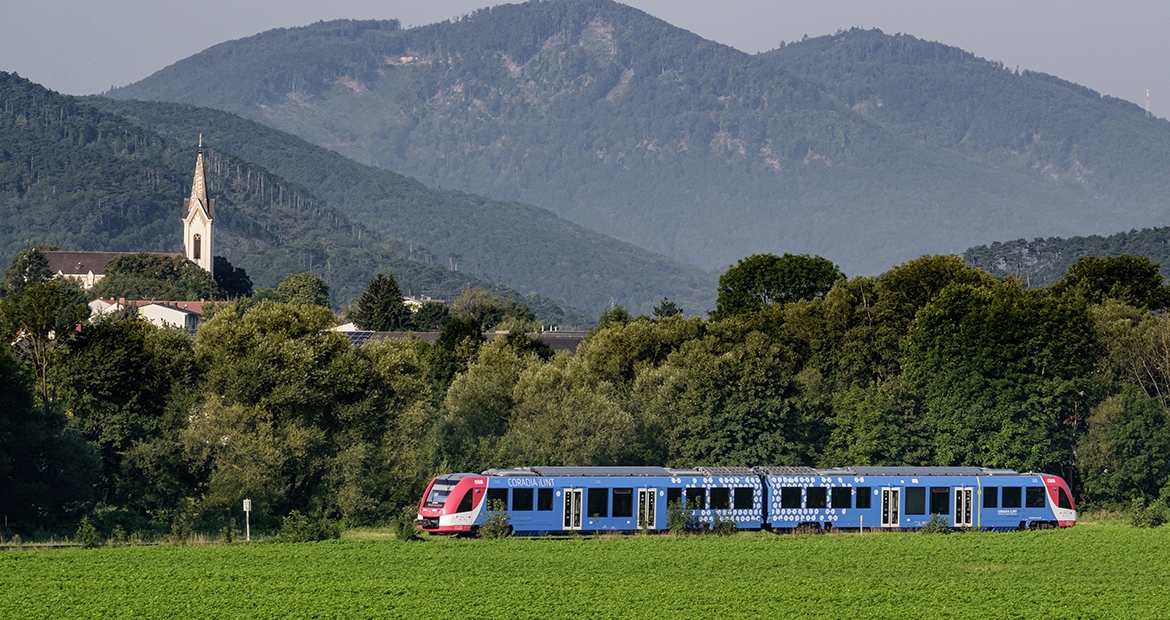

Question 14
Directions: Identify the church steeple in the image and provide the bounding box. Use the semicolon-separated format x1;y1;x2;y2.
182;136;215;276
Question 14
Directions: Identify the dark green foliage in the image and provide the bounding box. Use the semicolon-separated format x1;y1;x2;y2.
92;253;218;301
596;305;632;331
75;516;100;549
714;253;842;319
407;301;449;330
1079;387;1170;506
276;272;330;308
966;228;1170;288
349;273;409;330
652;298;681;320
904;281;1101;475
919;514;953;535
666;499;696;534
272;510;341;542
1129;497;1170;529
391;506;423;542
0;278;89;402
2;246;55;296
1053;255;1170;309
213;256;253;298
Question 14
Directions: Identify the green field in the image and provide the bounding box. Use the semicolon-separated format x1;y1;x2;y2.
0;522;1164;619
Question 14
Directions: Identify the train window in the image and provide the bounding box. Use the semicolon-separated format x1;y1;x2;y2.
588;488;609;517
457;491;474;513
831;487;852;509
929;487;950;515
734;487;754;510
1058;488;1073;510
424;479;460;508
537;488;553;511
1026;487;1046;508
513;488;534;511
613;488;634;517
686;488;707;510
983;487;998;508
906;487;926;515
856;487;871;509
1003;487;1022;508
667;488;683;509
487;488;508;510
806;487;827;509
781;487;802;509
710;488;731;510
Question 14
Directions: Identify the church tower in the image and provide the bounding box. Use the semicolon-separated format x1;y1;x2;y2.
182;136;215;277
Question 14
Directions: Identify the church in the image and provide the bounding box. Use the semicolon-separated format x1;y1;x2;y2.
45;139;215;286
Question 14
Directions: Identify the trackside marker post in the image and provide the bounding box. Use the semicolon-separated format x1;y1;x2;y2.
243;499;252;542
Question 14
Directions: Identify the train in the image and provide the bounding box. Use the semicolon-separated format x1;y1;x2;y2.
416;465;1076;536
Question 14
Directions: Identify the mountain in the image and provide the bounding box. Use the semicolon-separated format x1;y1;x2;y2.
107;0;1170;275
963;227;1170;288
86;98;718;317
0;72;589;326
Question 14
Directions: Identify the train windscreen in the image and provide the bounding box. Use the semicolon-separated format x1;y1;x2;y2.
425;479;462;508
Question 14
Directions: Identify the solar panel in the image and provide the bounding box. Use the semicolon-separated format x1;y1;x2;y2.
343;331;375;347
698;466;756;476
755;466;819;476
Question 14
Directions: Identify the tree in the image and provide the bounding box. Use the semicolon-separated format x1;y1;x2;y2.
0;279;89;403
213;256;253;299
713;253;842;319
653;298;682;320
349;273;409;331
277;272;330;308
452;287;538;332
1078;386;1170;506
2;246;56;296
407;301;450;330
1053;255;1170;309
92;253;219;301
903;281;1101;476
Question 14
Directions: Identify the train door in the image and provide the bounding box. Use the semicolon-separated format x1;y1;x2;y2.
637;488;657;530
563;488;583;531
881;487;900;528
954;487;974;527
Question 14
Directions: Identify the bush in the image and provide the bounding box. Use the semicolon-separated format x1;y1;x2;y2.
1129;497;1170;528
667;499;696;534
920;514;952;534
272;511;342;542
392;506;423;542
479;499;511;539
710;513;737;536
75;516;100;549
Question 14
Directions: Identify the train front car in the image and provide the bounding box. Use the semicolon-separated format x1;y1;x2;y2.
416;473;487;535
1041;473;1077;527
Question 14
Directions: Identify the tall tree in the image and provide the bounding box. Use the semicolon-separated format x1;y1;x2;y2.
713;253;842;319
2;246;56;297
93;253;219;301
277;272;331;308
0;279;89;403
1053;255;1170;310
349;273;409;331
213;256;253;299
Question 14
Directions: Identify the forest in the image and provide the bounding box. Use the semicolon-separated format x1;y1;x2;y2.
3;247;1170;540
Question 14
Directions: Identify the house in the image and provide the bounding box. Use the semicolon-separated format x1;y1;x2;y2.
89;297;208;331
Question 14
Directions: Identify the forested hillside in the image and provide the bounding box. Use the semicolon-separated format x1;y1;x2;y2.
0;72;587;324
109;0;1170;274
88;98;717;316
964;227;1170;287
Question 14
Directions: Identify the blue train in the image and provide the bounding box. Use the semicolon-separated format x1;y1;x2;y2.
416;466;1077;535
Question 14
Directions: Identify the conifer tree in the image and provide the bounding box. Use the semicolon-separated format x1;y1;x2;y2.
350;273;409;331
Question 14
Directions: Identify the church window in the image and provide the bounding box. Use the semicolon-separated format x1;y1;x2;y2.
193;234;202;260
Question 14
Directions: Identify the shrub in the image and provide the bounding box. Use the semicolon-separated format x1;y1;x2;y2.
75;516;100;549
392;506;423;542
920;514;952;534
710;513;738;536
272;511;342;543
1129;497;1170;528
479;499;511;539
667;499;696;534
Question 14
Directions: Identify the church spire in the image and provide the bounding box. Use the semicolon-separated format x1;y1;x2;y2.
182;138;215;276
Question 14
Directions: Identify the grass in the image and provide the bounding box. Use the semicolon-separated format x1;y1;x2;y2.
0;521;1165;618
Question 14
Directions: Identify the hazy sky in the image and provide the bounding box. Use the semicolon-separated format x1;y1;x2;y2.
4;0;1169;116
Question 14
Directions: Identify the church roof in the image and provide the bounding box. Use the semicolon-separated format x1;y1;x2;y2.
182;138;214;220
44;251;182;276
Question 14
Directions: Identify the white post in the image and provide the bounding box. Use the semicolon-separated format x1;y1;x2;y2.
243;499;252;542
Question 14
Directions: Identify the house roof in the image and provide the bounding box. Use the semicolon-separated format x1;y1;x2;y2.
45;251;182;276
92;298;208;315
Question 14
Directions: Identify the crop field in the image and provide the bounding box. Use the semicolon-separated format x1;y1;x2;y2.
0;522;1166;619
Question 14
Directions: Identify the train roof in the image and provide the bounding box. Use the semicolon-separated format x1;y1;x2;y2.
481;466;758;478
480;466;1023;478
